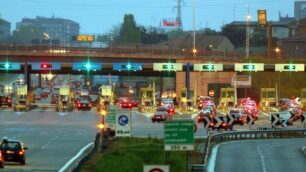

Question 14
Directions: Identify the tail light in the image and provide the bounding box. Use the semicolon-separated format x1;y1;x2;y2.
128;103;132;107
210;122;214;126
7;99;11;103
198;116;201;119
238;118;242;121
77;103;81;107
222;123;227;127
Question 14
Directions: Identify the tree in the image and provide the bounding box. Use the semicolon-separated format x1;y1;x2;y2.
12;25;45;44
200;28;219;36
119;14;141;44
220;25;245;48
251;27;267;46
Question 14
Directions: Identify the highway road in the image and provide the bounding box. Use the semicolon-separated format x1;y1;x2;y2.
213;138;306;172
0;107;99;171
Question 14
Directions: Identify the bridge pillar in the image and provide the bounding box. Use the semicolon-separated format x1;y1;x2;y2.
186;63;191;99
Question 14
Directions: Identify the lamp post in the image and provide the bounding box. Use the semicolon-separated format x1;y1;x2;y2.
275;47;281;59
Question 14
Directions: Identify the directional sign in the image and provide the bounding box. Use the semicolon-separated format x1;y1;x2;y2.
59;85;70;96
227;114;235;125
164;120;194;151
144;165;169;172
214;116;223;128
72;63;102;71
153;63;183;71
31;62;61;70
17;85;27;95
203;116;211;128
193;63;223;72
275;64;304;72
270;112;291;128
271;113;279;128
100;85;112;96
247;115;255;125
0;63;21;70
113;63;142;71
302;113;306;127
235;63;264;72
115;111;131;137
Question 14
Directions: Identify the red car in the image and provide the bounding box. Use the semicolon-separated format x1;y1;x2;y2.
0;96;12;107
0;151;4;168
164;105;175;116
117;97;134;109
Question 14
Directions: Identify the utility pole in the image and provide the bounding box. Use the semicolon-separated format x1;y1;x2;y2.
176;0;183;30
246;3;250;58
192;0;196;58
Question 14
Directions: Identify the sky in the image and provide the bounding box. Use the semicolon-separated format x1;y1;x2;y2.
0;0;297;34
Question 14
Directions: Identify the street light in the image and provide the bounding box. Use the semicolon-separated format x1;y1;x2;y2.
275;47;281;59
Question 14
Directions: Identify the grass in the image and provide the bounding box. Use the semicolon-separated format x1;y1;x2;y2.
80;137;189;172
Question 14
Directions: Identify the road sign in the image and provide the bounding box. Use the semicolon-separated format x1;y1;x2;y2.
275;64;304;72
227;114;235;125
0;63;21;70
59;85;69;96
113;63;142;71
203;116;211;128
247;115;255;125
231;75;252;88
17;85;27;95
153;63;183;71
193;123;197;133
164;120;194;151
235;63;264;72
31;62;61;70
214;116;223;128
105;109;116;130
208;90;215;97
72;63;102;71
258;9;267;26
115;111;131;137
270;112;291;128
193;63;223;72
75;35;94;42
100;85;112;96
144;165;169;172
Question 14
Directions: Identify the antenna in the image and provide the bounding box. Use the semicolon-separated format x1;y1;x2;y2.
175;0;183;30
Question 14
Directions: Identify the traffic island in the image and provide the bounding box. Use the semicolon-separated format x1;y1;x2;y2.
301;146;306;157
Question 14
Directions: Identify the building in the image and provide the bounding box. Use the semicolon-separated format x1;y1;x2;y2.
16;16;79;46
0;18;11;43
295;1;306;20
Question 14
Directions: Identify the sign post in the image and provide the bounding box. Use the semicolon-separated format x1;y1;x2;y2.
164;120;194;151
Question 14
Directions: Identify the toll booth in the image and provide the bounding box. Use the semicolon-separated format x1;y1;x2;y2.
98;85;114;110
301;88;306;110
56;85;74;112
140;87;154;112
179;88;195;112
260;88;276;112
218;88;236;112
14;85;34;112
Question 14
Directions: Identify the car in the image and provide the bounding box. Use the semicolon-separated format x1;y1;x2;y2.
197;106;215;123
0;138;27;165
0;151;4;168
227;108;246;125
165;104;175;116
0;96;12;107
152;106;172;122
76;98;92;111
117;97;133;109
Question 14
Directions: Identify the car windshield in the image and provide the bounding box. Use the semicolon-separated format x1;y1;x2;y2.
1;142;21;150
156;107;167;112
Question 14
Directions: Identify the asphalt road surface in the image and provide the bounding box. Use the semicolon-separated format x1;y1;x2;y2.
214;138;306;172
0;107;99;171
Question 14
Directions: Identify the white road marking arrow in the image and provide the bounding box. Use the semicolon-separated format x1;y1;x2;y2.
214;116;222;127
227;114;235;125
271;113;279;128
248;115;254;125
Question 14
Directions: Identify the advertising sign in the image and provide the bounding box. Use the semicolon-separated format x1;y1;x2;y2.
100;85;112;96
258;9;267;25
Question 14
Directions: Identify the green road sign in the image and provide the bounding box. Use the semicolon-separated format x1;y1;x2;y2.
105;109;116;130
164;120;194;151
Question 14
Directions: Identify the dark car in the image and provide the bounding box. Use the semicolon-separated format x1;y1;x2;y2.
0;96;12;107
227;108;246;125
0;139;27;165
0;152;4;168
76;98;92;111
152;106;172;122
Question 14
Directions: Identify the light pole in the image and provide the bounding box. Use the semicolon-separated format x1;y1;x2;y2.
192;0;197;58
246;4;251;58
275;47;281;59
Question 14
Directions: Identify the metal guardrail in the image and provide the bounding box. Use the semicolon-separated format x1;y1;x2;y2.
192;128;306;171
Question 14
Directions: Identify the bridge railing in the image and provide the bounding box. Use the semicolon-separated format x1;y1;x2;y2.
0;45;244;61
191;128;306;171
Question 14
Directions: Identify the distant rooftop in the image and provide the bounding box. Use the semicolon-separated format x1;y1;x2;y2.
19;16;78;25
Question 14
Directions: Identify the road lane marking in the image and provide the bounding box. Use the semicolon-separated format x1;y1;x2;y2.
257;145;267;172
58;142;94;172
260;111;269;117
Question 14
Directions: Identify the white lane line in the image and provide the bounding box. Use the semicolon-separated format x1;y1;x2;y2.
260;111;269;117
257;145;267;172
58;142;94;172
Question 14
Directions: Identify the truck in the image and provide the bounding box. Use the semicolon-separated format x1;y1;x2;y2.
260;88;277;112
55;85;74;112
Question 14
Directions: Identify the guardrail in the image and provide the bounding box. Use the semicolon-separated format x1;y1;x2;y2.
192;128;306;171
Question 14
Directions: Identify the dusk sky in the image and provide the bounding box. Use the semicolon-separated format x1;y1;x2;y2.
0;0;296;34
